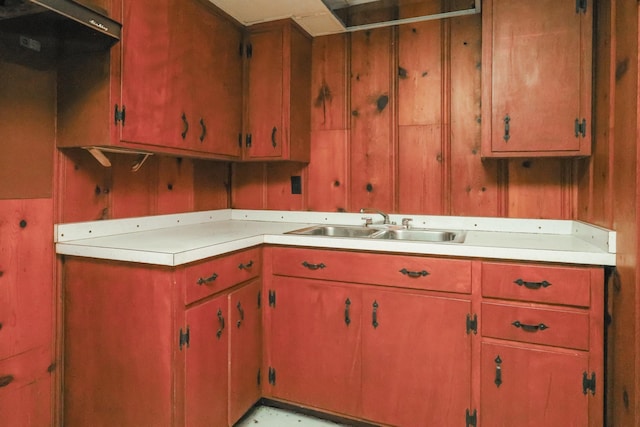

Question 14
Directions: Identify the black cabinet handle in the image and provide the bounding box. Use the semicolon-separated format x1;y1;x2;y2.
199;118;207;142
494;356;502;387
216;309;225;339
181;113;189;139
236;301;244;328
503;114;510;142
511;320;549;332
196;273;218;285
271;126;277;148
302;261;326;270
372;300;379;328
0;375;14;388
238;260;254;270
345;298;351;326
399;268;429;278
513;279;551;290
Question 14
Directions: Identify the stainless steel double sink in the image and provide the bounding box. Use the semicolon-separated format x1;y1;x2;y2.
287;225;465;243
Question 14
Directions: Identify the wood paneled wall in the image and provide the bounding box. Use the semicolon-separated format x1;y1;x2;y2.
232;1;577;219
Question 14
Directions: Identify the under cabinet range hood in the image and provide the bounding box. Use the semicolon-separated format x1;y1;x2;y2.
0;0;121;69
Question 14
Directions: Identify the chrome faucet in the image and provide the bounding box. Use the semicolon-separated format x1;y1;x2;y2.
359;208;391;225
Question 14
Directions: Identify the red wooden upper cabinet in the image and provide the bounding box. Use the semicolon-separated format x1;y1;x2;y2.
481;0;593;158
242;20;312;162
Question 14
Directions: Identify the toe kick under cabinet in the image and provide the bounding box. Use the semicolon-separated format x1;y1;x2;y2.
62;247;262;427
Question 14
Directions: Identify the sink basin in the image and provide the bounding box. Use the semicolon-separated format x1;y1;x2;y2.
287;225;465;243
287;225;380;238
374;229;465;243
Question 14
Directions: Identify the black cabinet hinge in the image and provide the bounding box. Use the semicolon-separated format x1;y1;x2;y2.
466;409;477;427
576;0;587;13
246;42;253;58
575;118;587;137
268;367;276;385
246;133;252;148
257;290;262;309
179;327;190;350
466;314;478;335
114;104;126;126
583;372;596;395
268;290;276;307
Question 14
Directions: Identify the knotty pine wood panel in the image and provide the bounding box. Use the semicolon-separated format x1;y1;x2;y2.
110;155;157;218
349;28;395;212
231;163;267;209
307;130;349;212
311;34;349;131
155;157;194;215
398;125;444;214
193;161;231;211
506;159;574;219
0;62;55;199
266;162;306;211
449;4;500;217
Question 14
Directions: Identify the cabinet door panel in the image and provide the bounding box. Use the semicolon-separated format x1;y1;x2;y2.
481;342;589;427
361;290;471;426
267;277;361;416
229;280;262;425
185;295;228;427
247;28;284;158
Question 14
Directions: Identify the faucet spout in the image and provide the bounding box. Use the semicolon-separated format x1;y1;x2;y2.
359;208;391;225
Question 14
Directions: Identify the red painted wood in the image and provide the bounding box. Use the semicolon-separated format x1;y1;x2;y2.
185;293;228;427
271;247;472;294
109;154;157;218
481;302;590;350
0;199;54;359
155;156;194;215
193;161;230;211
266;276;362;416
266;162;306;211
361;289;471;426
481;262;592;307
349;28;395;212
311;34;348;131
0;62;55;199
228;279;262;425
0;346;52;427
482;0;592;157
63;259;176;426
480;342;589;427
307;130;349;212
231;163;267;209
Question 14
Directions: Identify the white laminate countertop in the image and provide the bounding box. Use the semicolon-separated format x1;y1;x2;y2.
54;209;617;267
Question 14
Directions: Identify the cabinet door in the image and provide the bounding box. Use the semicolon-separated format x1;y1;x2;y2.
482;0;592;156
266;277;361;416
246;27;284;159
185;294;228;427
481;342;590;427
120;0;183;148
228;279;262;425
361;289;472;426
178;0;243;157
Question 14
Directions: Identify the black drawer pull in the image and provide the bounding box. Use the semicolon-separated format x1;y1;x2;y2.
512;321;549;332
199;118;207;142
181;113;189;139
302;261;326;270
0;375;14;388
216;309;225;339
372;300;379;328
236;302;244;328
514;279;551;290
345;298;351;326
494;356;502;388
196;273;218;285
399;268;429;278
238;260;254;270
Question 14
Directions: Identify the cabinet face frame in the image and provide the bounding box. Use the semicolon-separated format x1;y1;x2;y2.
480;0;593;158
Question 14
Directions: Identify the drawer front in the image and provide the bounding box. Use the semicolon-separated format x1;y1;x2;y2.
271;247;471;294
482;262;592;307
481;302;589;350
184;247;261;305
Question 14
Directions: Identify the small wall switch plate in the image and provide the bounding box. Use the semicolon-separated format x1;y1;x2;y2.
291;176;302;194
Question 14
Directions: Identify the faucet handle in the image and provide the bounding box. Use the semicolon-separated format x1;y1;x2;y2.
402;218;413;228
361;216;373;226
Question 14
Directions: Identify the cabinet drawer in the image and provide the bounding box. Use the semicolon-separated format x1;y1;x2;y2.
271;247;471;294
481;302;589;350
482;262;592;307
184;247;261;305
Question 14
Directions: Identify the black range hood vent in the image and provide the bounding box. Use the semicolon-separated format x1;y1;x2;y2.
0;0;121;69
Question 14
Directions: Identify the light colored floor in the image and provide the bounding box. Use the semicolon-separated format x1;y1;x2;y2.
236;405;352;427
